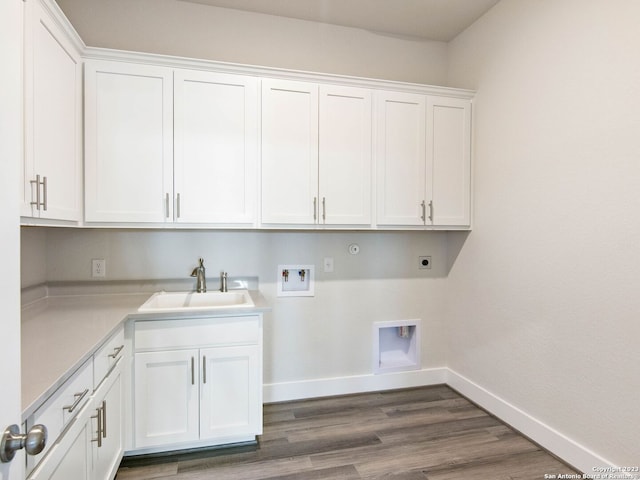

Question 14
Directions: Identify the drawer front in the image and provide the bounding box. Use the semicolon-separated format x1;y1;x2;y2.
94;326;125;389
28;358;93;468
135;315;260;351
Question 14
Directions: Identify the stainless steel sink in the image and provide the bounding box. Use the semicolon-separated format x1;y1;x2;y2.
138;290;254;313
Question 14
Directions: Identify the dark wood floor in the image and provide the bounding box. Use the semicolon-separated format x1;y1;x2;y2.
116;385;579;479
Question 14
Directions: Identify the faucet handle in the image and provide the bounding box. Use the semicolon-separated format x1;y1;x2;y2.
190;267;198;277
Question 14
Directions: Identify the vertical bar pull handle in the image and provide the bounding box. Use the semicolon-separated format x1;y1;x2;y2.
191;356;195;385
420;200;426;223
101;400;107;439
313;197;317;222
42;176;48;211
428;200;434;223
176;193;181;219
29;175;46;211
202;356;207;384
91;407;102;447
322;197;326;223
165;193;170;218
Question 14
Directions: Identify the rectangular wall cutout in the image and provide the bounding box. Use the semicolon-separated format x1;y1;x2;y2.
277;265;314;297
373;319;421;374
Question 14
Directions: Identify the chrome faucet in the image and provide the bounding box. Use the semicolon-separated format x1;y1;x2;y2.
190;258;207;293
220;271;228;292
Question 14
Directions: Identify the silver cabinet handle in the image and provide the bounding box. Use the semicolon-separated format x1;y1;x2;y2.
191;356;195;385
91;406;102;447
428;200;434;223
322;197;326;223
202;356;207;384
30;175;45;211
108;345;124;359
1;424;47;463
63;388;89;413
42;176;48;211
420;200;426;223
165;193;170;218
101;400;107;439
176;193;181;219
313;197;317;222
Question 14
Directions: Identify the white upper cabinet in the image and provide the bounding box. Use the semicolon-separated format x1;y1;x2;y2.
261;80;373;227
375;91;428;226
22;0;82;222
174;70;258;224
376;91;472;228
261;79;319;225
319;85;372;225
427;96;472;227
84;60;173;223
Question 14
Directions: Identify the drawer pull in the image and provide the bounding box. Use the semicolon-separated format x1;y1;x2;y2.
191;356;195;385
108;345;124;359
63;389;89;413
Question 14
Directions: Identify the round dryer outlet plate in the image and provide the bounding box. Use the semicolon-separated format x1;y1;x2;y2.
348;243;360;255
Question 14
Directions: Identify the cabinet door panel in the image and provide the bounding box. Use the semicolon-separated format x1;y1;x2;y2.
23;1;81;221
427;96;471;226
48;423;89;480
261;79;319;225
376;91;427;226
134;350;199;448
319;85;372;225
85;61;173;223
174;70;258;224
93;372;123;480
200;346;261;440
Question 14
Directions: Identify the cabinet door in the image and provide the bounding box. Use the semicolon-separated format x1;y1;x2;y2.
261;79;319;225
93;371;123;480
174;70;258;224
22;0;81;221
28;412;91;480
47;423;90;480
200;346;261;440
134;350;199;448
84;60;173;223
375;91;427;226
427;96;471;227
319;85;372;225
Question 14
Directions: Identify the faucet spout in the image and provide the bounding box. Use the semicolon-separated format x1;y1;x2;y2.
190;257;207;293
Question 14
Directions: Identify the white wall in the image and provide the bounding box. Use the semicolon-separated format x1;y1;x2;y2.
55;0;448;85
447;0;640;466
25;228;451;387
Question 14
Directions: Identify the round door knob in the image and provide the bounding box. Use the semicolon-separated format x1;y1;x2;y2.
1;424;48;463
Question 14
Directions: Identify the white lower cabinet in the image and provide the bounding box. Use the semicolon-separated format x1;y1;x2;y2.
134;349;200;447
27;368;124;480
27;327;126;480
132;315;263;452
92;369;124;480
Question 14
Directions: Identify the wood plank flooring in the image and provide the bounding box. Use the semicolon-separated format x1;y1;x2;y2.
116;385;579;480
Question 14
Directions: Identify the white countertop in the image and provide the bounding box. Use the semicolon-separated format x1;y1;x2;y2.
21;289;270;420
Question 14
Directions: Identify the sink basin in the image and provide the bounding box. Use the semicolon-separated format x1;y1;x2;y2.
138;290;254;313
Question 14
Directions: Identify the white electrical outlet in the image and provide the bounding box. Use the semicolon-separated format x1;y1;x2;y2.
323;257;334;273
92;259;106;278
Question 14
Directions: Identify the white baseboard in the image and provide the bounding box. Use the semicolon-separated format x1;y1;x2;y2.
446;369;617;475
263;367;447;403
263;367;619;475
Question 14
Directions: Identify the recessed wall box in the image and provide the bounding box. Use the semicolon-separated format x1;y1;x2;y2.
373;319;421;374
277;265;314;297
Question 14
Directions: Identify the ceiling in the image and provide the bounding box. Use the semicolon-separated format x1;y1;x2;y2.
178;0;500;42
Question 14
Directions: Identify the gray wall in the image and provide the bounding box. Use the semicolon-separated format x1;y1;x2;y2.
56;0;448;85
446;0;640;466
